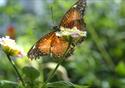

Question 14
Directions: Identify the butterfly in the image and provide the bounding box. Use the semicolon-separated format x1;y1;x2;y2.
27;0;87;60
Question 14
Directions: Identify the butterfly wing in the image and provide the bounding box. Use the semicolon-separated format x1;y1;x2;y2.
51;34;74;58
27;32;55;59
59;0;86;30
59;0;86;44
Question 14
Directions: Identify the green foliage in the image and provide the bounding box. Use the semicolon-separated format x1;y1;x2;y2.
0;80;19;88
116;61;125;76
22;66;40;81
47;81;88;88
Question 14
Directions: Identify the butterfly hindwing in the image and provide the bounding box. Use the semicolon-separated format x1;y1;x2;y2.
51;34;74;58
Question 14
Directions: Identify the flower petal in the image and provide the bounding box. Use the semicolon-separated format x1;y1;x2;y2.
0;36;26;58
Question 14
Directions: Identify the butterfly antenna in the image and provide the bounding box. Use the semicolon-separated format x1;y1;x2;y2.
50;6;59;31
50;6;55;26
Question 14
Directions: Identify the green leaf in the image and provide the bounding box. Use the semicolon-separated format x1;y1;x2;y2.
116;61;125;76
73;84;89;88
46;81;89;88
22;66;40;80
0;80;19;88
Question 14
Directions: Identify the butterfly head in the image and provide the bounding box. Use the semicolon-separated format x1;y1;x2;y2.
53;25;59;31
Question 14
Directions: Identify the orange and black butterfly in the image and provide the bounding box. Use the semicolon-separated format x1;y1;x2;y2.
27;0;87;60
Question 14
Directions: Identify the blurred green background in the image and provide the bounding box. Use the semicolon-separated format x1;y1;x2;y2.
0;0;125;88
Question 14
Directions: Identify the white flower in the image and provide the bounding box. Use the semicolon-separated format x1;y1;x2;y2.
56;26;87;38
0;36;26;57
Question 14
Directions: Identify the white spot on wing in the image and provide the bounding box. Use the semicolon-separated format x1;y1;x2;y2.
32;45;36;49
73;5;77;8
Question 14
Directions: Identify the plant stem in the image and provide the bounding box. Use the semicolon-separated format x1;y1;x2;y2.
41;58;64;88
6;54;26;87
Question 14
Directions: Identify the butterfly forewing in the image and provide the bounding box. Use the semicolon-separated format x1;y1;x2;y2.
28;32;55;59
60;8;81;29
59;0;86;31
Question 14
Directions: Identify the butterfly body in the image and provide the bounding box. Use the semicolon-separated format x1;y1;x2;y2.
28;0;87;60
